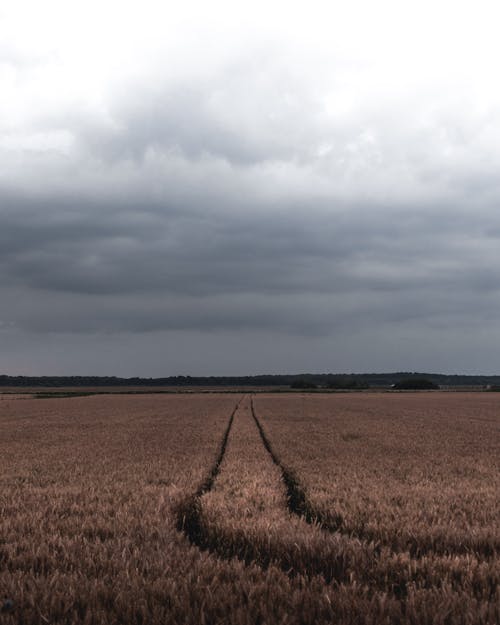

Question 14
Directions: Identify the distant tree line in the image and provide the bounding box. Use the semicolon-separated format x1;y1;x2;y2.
392;378;439;390
0;372;497;388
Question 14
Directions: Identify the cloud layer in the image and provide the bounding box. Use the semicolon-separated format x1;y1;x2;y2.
2;0;500;374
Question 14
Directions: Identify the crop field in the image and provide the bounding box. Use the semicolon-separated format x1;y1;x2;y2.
0;392;498;624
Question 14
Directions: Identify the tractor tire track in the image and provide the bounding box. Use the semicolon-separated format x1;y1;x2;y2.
174;397;241;548
249;397;499;599
250;397;498;559
175;395;371;583
250;396;342;529
174;396;498;602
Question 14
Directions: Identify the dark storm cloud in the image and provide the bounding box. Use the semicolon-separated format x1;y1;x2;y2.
0;191;462;299
2;176;500;341
3;3;500;375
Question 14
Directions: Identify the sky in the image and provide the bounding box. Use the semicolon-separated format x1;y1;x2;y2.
2;0;500;376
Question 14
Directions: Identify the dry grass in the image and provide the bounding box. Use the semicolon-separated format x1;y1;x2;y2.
0;391;498;624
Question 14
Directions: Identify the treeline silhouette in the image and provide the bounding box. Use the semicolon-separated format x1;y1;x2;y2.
0;372;498;388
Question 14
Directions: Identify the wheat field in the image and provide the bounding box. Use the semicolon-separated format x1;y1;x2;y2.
0;391;498;624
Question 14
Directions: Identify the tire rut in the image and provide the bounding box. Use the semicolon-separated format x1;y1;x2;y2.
174;396;498;601
250;396;343;529
250;396;498;559
175;395;371;584
175;396;241;548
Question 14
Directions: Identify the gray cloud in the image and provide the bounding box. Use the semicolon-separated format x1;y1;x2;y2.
2;191;500;338
2;4;500;375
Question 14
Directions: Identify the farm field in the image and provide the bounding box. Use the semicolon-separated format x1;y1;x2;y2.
256;393;500;555
0;392;498;624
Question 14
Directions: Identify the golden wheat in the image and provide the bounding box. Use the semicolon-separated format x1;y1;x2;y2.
0;391;498;624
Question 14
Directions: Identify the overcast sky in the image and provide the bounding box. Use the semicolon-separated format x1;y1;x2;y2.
2;0;500;376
